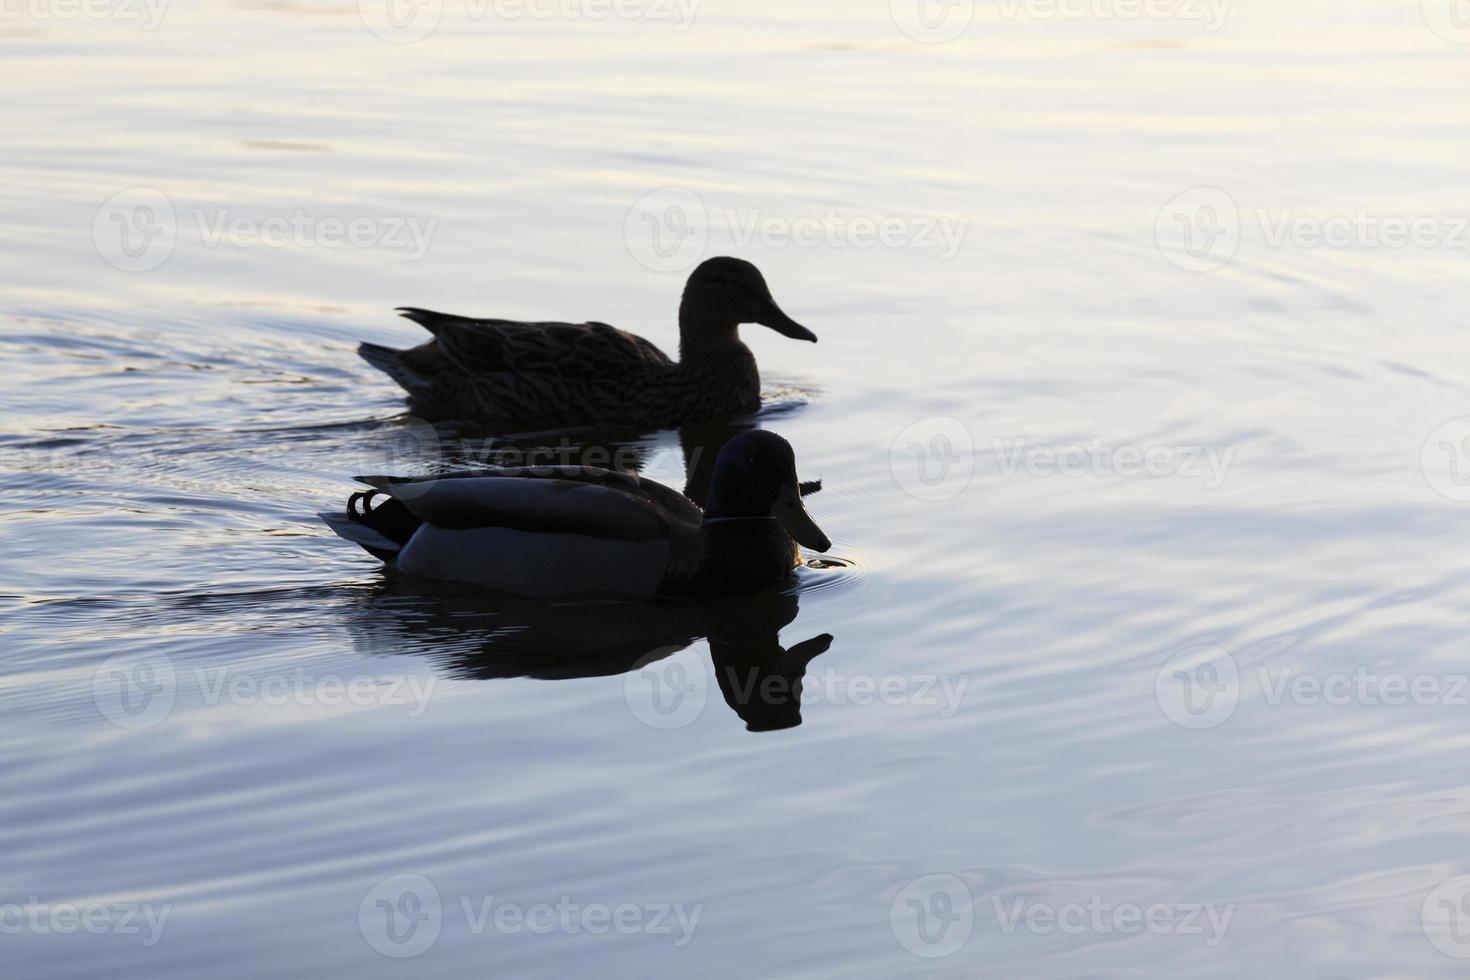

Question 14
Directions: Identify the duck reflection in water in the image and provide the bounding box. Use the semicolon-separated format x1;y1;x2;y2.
342;579;835;732
371;408;813;511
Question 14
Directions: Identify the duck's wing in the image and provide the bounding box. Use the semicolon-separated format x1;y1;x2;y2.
355;466;703;541
396;309;674;378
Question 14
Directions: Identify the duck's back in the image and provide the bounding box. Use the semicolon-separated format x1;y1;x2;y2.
398;312;672;376
390;311;676;423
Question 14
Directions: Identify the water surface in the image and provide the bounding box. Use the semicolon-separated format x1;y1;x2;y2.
6;1;1470;976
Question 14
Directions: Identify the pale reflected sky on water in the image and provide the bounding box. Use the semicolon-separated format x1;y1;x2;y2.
4;1;1470;977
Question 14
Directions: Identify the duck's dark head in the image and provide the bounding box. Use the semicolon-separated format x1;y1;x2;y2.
679;257;816;354
704;430;830;553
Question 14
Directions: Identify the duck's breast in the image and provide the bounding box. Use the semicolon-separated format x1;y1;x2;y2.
397;526;669;599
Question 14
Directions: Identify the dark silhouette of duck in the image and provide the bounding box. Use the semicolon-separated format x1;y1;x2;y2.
320;430;829;599
357;257;817;427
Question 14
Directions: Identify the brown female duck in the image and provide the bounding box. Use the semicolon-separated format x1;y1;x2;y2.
357;257;817;426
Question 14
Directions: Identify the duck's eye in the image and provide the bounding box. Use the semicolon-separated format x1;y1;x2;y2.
744;456;755;465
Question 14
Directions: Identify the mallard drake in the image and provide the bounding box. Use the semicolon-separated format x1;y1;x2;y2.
356;257;817;426
320;430;830;599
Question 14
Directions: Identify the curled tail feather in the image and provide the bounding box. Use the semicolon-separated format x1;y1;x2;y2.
319;491;423;563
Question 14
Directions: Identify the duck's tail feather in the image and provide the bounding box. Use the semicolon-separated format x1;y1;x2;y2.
358;341;428;393
319;491;424;563
396;307;471;335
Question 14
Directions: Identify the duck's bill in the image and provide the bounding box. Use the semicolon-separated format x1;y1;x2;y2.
758;303;817;343
775;483;831;552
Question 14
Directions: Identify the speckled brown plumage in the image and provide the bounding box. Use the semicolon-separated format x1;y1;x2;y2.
357;257;816;427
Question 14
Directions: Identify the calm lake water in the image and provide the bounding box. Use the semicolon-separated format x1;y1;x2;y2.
6;0;1470;976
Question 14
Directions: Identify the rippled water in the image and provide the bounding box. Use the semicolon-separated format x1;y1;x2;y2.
6;0;1470;976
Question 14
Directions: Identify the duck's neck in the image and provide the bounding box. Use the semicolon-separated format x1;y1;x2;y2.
703;488;769;522
678;299;744;361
